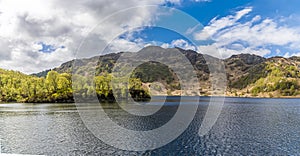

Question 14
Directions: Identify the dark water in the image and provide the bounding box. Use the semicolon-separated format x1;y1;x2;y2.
0;97;300;155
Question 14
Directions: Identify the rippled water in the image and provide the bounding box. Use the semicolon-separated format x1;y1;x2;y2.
0;97;300;155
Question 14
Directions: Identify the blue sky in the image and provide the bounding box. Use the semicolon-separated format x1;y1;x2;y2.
38;42;65;53
113;0;300;58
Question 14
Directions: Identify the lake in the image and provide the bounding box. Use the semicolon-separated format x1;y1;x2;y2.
0;97;299;155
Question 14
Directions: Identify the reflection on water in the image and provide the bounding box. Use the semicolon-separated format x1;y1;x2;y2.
0;97;300;155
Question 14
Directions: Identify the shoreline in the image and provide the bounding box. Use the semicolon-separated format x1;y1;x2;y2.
1;95;300;104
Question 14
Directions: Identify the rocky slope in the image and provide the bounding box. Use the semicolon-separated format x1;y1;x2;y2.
34;46;300;97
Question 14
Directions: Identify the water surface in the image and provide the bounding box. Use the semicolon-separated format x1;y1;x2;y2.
0;97;299;155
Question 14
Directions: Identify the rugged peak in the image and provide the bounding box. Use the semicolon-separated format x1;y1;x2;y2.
139;45;165;51
227;53;266;65
289;56;300;62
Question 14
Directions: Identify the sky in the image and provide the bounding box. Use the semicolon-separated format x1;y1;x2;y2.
0;0;300;73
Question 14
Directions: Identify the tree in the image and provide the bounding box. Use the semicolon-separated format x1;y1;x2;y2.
46;71;59;93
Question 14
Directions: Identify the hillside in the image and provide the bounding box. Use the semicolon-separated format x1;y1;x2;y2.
0;68;149;103
0;68;74;103
31;46;300;98
228;56;300;97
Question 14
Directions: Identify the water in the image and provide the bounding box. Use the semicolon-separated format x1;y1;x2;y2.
0;97;299;155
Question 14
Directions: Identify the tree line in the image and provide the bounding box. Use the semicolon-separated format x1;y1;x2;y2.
0;69;150;103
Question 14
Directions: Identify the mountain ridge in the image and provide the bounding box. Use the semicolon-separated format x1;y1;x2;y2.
30;46;300;97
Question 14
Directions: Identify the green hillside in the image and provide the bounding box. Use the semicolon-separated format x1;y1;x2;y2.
35;47;299;97
0;69;149;103
3;46;300;102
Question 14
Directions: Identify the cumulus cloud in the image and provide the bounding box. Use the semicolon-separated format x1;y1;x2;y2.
284;52;300;58
0;0;185;74
161;39;196;50
194;7;300;58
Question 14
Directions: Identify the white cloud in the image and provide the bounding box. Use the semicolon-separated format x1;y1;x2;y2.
106;38;146;53
194;7;252;41
194;7;300;58
276;49;281;55
161;39;196;50
198;43;271;58
284;52;300;58
0;0;182;74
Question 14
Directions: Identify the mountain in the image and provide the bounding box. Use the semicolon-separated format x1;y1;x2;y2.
225;53;267;89
229;56;300;97
33;46;300;98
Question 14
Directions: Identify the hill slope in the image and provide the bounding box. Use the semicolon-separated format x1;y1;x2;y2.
33;46;300;97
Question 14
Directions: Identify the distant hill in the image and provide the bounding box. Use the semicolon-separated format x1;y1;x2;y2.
33;46;300;97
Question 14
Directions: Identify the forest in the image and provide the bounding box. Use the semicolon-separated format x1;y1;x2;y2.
0;68;150;103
